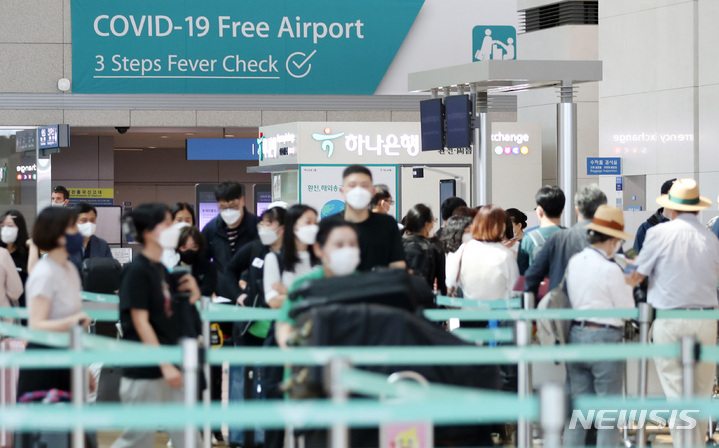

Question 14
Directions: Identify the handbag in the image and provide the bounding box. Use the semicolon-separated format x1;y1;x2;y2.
447;245;467;298
535;271;571;346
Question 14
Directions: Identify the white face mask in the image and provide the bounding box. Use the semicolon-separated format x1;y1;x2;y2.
612;239;623;256
296;224;319;245
160;249;180;270
345;187;372;211
258;226;279;246
51;202;64;207
1;227;18;244
158;224;183;250
220;208;243;226
327;247;360;276
462;233;473;244
77;222;96;238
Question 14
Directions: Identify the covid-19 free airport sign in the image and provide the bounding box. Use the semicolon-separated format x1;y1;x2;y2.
71;0;424;94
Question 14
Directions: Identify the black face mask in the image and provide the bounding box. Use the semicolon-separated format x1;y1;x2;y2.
179;249;200;265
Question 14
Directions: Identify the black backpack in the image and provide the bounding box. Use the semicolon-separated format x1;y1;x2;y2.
403;236;436;286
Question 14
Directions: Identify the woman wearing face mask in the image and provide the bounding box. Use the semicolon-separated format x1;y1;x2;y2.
113;204;202;448
402;204;446;295
505;208;527;244
445;205;519;302
16;207;94;402
275;218;360;348
564;205;637;448
0;210;30;308
370;184;393;215
171;202;196;227
177;226;216;297
225;206;286;448
160;222;191;270
263;205;319;309
440;216;473;296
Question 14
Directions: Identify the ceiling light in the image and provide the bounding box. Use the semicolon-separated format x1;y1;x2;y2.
225;134;235;137
148;146;157;149
186;133;195;136
160;136;169;139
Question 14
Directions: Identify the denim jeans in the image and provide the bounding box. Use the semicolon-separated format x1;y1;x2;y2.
564;325;623;448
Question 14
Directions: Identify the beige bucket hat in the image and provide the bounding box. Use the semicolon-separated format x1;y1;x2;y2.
586;205;633;240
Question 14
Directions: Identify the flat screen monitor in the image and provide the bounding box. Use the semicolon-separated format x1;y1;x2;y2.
254;183;272;217
439;179;457;226
445;95;472;148
95;206;123;245
420;98;444;151
195;183;220;231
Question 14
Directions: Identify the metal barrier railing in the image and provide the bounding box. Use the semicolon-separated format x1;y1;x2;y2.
3;295;719;448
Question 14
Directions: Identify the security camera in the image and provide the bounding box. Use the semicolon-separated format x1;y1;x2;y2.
116;127;129;134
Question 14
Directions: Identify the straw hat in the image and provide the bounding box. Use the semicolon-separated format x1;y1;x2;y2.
656;178;711;212
586;205;633;240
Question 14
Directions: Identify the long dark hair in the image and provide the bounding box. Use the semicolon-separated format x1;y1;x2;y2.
439;216;472;253
281;204;319;272
0;210;29;258
171;202;196;226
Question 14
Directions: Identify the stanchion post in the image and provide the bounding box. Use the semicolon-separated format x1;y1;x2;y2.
516;320;530;448
201;297;211;448
681;336;698;448
183;338;199;448
327;358;351;448
523;291;535;444
70;325;85;448
636;302;653;448
540;382;566;448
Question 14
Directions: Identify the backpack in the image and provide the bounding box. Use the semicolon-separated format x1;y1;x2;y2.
535;272;571;347
403;237;436;287
528;230;546;260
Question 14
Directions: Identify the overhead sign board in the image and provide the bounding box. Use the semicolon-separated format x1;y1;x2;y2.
258;122;473;166
67;188;114;206
186;138;259;160
71;0;424;94
587;157;621;175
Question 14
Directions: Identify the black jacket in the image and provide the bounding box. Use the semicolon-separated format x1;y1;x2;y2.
201;208;259;299
228;239;271;338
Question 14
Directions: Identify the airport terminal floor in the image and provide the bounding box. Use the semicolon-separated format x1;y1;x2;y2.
5;1;719;448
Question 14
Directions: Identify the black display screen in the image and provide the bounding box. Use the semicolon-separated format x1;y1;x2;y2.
420;98;444;151
445;95;472;148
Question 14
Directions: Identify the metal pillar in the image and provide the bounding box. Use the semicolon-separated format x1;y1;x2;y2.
70;325;85;448
681;337;698;448
516;320;530;448
636;303;654;448
36;152;52;212
201;297;212;448
540;383;566;448
472;88;490;206
327;358;351;448
183;338;199;448
557;81;577;228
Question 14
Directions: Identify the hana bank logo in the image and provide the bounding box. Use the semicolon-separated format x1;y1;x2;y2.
312;127;345;159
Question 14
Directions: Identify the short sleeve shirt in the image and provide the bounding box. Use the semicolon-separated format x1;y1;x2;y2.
120;253;180;379
26;257;82;323
325;212;405;271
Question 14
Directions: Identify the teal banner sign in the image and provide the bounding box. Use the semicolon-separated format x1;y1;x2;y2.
71;0;424;95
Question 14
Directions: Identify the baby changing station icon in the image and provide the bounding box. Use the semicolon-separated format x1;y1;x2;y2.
472;26;516;61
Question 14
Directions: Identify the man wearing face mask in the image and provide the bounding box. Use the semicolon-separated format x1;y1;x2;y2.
69;202;113;272
114;204;202;448
51;186;70;207
202;182;260;301
325;165;406;271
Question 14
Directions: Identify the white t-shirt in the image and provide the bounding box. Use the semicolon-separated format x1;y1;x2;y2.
445;240;519;300
26;257;82;323
263;250;314;305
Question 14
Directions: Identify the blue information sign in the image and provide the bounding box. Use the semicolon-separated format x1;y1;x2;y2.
187;139;258;160
587;157;621;175
71;0;424;95
616;176;623;191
